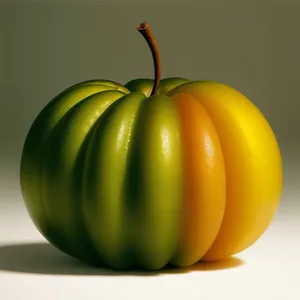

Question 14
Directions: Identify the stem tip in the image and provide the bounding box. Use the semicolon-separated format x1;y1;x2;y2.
136;22;161;96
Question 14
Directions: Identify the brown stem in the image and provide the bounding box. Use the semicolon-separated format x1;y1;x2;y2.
137;22;161;96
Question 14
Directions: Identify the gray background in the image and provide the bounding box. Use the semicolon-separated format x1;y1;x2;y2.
0;2;300;300
1;2;299;209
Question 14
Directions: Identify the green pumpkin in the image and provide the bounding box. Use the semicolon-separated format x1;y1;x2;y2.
20;77;190;270
20;22;282;271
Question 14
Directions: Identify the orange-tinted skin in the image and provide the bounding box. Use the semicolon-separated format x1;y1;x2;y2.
20;77;282;270
170;93;226;266
168;81;282;261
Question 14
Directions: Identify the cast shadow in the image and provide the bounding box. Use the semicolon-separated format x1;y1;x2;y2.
0;242;244;276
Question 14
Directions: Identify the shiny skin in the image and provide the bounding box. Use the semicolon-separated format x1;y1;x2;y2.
170;93;226;266
20;81;130;263
168;81;283;261
82;93;183;270
20;77;282;270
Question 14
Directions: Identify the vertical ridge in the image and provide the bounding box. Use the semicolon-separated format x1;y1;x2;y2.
40;90;125;262
125;94;183;270
82;92;147;270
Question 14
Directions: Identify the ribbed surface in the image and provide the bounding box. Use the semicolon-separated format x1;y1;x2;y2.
20;78;282;270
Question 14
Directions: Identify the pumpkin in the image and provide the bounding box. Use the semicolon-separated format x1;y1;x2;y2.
20;22;282;270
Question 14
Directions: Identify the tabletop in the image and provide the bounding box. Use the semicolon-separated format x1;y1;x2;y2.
0;186;299;300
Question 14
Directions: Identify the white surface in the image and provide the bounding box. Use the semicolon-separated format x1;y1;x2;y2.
0;198;299;300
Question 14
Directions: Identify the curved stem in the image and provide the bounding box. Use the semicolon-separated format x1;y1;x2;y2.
137;22;161;96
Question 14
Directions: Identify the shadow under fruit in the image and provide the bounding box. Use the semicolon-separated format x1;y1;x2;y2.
20;22;283;271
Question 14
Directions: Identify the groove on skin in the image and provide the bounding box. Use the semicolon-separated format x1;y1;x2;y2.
20;83;121;252
82;92;147;270
168;81;282;260
170;93;226;266
41;90;126;260
126;94;183;270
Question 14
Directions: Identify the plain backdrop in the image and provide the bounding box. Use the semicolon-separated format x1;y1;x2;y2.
0;2;300;300
1;2;300;189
